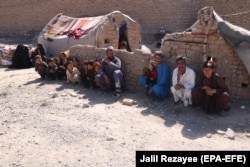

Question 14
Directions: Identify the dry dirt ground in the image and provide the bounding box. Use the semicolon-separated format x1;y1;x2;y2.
0;37;250;167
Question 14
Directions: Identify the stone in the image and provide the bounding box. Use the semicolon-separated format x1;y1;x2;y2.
206;133;212;138
106;137;114;141
122;98;137;106
216;130;226;135
61;93;67;96
225;128;235;140
48;92;55;95
82;104;90;108
70;92;78;97
51;93;58;98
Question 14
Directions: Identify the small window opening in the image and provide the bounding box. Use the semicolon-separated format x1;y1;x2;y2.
104;38;110;44
241;83;248;88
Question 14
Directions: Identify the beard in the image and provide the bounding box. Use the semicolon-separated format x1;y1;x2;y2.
108;56;114;61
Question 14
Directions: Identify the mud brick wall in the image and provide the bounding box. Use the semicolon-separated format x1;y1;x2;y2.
69;42;250;98
95;11;141;51
161;32;250;98
0;0;250;35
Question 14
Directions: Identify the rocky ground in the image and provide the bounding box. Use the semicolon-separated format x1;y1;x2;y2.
0;35;250;167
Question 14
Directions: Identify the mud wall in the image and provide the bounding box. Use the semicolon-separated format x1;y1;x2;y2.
0;0;249;35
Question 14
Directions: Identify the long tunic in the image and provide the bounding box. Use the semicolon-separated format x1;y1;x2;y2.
171;66;196;103
191;72;230;113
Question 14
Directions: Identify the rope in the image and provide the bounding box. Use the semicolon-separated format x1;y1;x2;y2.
221;10;250;17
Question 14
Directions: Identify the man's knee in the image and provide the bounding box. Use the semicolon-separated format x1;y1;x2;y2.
114;70;122;76
220;92;231;104
170;86;175;94
184;89;192;99
95;74;101;81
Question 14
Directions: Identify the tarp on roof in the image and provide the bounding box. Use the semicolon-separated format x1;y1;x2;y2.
38;11;141;56
213;11;250;75
43;14;103;40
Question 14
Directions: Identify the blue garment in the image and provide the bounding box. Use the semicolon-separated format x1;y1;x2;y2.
139;62;170;98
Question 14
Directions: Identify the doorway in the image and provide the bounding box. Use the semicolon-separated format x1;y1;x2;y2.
118;21;131;52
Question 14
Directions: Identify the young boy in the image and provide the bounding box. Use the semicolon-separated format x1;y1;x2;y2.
57;56;67;80
35;55;48;79
46;58;58;80
66;61;81;84
80;60;89;88
144;60;158;90
86;60;95;88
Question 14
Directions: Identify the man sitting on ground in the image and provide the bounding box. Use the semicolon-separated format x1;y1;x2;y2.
95;46;125;97
139;51;170;99
191;61;231;114
171;56;196;107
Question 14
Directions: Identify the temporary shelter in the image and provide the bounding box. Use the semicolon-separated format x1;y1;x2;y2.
37;11;141;56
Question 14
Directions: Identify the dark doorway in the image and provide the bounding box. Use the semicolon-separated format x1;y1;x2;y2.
118;21;131;52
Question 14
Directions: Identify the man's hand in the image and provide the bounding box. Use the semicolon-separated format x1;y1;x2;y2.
59;65;65;69
202;86;210;90
202;86;216;96
174;84;184;90
104;57;110;64
205;89;216;96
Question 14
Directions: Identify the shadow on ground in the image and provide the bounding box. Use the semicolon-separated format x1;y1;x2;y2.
134;93;250;140
21;69;250;140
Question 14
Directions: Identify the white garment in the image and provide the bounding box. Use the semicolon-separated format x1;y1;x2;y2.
171;66;196;106
66;67;81;83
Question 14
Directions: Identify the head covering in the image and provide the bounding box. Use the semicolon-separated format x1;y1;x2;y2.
207;56;217;62
35;55;41;59
203;61;214;69
106;46;114;51
176;55;186;62
154;50;163;57
60;50;69;58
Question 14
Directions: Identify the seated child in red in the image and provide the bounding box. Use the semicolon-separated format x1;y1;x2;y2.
145;60;158;90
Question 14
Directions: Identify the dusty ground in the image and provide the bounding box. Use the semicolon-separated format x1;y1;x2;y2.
0;36;250;167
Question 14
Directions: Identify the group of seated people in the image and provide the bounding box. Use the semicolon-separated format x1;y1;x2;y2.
34;45;124;97
139;51;231;115
33;43;231;114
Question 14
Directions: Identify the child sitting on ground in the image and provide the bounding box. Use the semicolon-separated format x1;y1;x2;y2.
86;60;95;89
66;61;81;83
144;60;158;90
93;61;101;88
35;55;48;79
46;58;58;80
80;60;89;88
57;56;67;80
